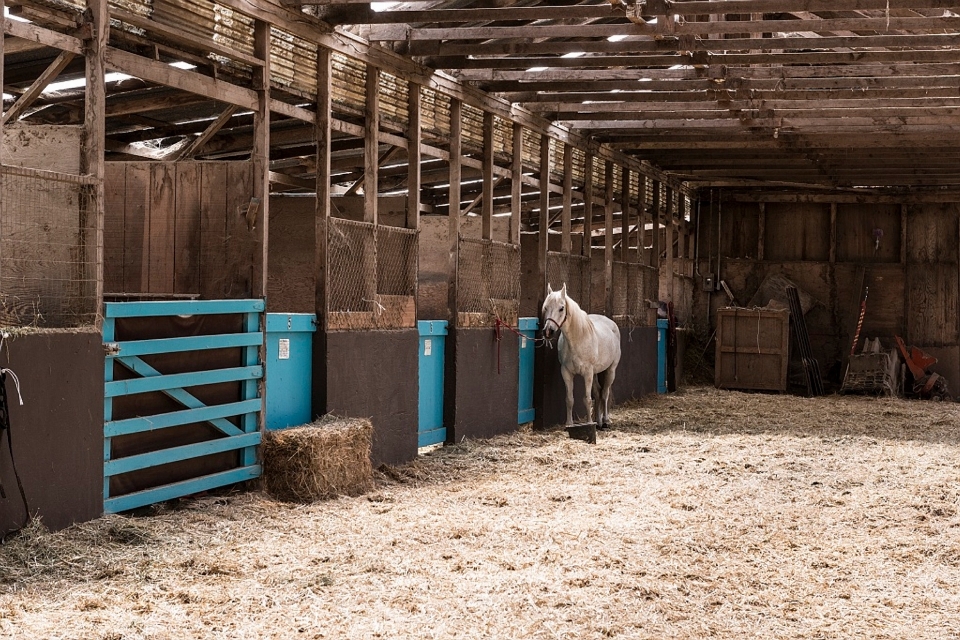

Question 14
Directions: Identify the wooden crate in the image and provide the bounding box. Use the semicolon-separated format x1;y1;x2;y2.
715;307;790;392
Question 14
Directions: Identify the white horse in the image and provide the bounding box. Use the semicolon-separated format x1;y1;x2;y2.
541;283;621;429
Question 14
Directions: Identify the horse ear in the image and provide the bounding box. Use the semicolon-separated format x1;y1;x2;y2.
547;283;553;295
561;282;567;297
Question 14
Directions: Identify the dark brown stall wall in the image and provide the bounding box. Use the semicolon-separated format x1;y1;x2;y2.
320;329;418;466
536;327;657;429
447;327;519;442
0;330;103;534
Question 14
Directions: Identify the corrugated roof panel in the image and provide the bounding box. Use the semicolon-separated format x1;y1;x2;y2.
270;26;317;96
152;0;219;50
332;52;366;119
421;87;450;144
571;147;585;189
213;3;254;57
379;72;408;134
522;127;540;174
462;103;484;156
493;115;511;167
109;0;150;18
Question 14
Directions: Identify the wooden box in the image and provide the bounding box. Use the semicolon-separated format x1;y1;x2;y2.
715;307;790;392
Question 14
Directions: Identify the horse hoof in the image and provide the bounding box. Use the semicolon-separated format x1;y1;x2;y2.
598;422;611;431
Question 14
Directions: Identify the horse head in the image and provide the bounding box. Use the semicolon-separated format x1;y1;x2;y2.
541;283;568;340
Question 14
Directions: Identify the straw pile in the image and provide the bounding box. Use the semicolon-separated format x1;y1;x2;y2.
261;415;373;502
1;387;959;639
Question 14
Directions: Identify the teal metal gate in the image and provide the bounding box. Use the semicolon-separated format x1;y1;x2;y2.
103;299;264;513
418;320;447;448
518;317;538;423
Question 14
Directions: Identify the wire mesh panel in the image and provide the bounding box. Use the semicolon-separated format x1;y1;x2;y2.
0;165;98;327
457;237;521;327
546;251;591;311
611;261;629;319
326;218;417;330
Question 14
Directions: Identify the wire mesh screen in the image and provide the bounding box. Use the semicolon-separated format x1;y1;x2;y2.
546;251;591;311
0;165;98;327
327;218;418;330
457;237;521;326
611;261;629;318
612;262;657;326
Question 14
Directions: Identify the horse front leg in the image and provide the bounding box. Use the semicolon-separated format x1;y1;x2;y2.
561;367;576;426
582;368;595;427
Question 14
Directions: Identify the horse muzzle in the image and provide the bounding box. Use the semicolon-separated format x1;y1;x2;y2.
542;326;556;340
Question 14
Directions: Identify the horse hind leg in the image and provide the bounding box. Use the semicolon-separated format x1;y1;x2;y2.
591;374;602;425
598;367;617;430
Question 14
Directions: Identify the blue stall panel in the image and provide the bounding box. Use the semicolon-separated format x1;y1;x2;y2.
266;313;317;430
518;317;538;423
657;318;668;394
418;320;448;448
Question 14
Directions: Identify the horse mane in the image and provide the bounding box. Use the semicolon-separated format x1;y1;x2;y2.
560;292;594;340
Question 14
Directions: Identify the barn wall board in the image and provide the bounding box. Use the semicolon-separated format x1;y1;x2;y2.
445;326;520;441
319;329;419;466
0;330;103;535
836;203;901;264
763;202;830;262
103;161;257;299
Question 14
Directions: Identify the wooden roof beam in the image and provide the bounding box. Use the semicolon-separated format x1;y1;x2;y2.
1;50;75;124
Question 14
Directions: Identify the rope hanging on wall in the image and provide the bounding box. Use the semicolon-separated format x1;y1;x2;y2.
0;368;30;542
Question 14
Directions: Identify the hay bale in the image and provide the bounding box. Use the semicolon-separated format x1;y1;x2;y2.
262;417;373;502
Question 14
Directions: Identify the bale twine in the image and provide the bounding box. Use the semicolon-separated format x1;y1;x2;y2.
262;416;374;502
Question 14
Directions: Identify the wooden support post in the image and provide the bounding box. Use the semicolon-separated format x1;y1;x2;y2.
651;180;661;274
828;202;836;264
758;202;766;262
252;19;271;438
252;20;270;301
665;186;675;303
539;133;550;296
620;166;630;263
637;174;647;266
447;98;462;325
561;144;572;254
582;153;594;261
406;82;421;231
482;111;494;241
315;46;332;333
604;160;614;315
900;203;907;265
84;0;107;319
510;123;522;246
364;66;379;225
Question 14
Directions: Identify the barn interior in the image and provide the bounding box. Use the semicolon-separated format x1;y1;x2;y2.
1;0;960;528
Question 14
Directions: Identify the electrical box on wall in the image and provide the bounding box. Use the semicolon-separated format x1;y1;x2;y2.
703;275;716;291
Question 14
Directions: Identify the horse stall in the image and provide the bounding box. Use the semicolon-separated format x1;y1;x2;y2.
0;125;103;535
437;216;522;442
99;161;266;513
268;194;419;466
522;158;673;430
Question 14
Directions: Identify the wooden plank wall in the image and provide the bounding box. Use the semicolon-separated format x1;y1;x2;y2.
104;161;257;299
697;197;960;387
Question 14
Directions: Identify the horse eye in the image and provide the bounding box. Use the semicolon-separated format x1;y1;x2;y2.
559;306;564;312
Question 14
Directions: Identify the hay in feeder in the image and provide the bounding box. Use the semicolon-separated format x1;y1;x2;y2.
261;416;373;502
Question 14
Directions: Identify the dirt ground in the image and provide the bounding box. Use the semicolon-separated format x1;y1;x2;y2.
2;386;959;639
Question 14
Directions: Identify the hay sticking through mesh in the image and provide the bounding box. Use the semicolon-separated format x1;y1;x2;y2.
262;416;373;502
